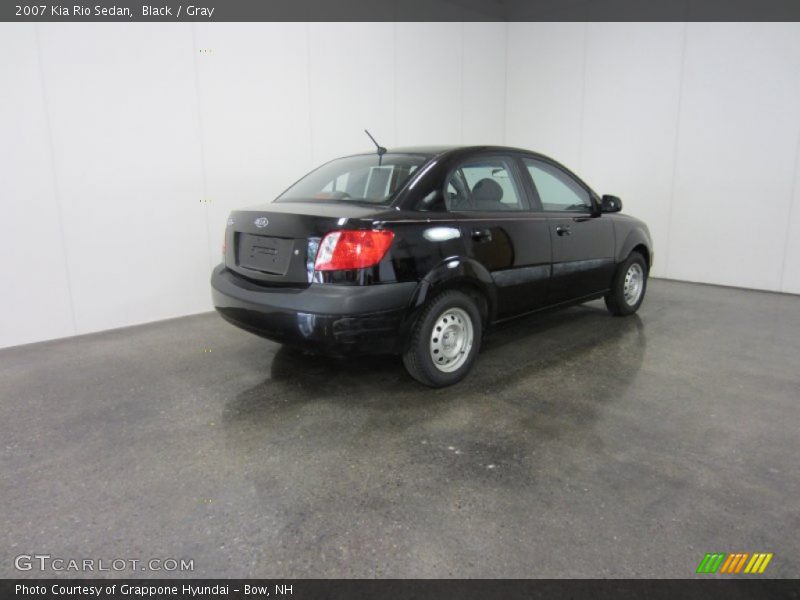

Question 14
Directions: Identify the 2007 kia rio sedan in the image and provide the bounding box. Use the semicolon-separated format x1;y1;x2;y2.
211;145;652;387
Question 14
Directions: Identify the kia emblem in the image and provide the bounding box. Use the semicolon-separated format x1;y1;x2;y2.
254;217;269;228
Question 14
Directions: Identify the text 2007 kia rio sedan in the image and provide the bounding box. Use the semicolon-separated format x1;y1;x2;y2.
211;145;653;387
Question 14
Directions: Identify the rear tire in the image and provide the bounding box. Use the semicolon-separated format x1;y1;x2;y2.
605;251;648;316
402;290;482;387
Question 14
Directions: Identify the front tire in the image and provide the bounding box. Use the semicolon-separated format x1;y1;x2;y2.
605;251;648;316
402;290;482;387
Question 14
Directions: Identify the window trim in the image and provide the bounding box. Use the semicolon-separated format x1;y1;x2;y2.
442;153;532;213
516;154;600;215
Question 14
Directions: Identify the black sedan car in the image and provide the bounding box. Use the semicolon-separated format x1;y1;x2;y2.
211;145;652;387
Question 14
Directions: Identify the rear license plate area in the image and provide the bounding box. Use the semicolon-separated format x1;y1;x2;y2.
237;233;293;275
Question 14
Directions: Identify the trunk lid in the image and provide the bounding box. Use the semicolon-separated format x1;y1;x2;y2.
223;201;390;287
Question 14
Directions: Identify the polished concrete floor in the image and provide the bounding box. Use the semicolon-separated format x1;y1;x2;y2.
2;279;799;578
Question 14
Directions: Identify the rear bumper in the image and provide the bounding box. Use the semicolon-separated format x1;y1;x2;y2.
210;265;417;355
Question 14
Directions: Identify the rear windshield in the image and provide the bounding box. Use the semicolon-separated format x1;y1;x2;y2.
276;154;428;205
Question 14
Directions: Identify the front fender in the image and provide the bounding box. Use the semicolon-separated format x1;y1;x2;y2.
616;224;653;266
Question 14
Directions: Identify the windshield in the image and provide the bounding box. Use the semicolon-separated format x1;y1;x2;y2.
277;154;428;205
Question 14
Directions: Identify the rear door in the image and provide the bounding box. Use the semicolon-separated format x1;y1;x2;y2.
520;157;615;304
446;154;551;318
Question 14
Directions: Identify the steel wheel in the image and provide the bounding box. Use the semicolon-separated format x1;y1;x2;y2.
623;263;644;306
429;307;474;373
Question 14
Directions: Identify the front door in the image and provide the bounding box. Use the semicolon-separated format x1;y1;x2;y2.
521;157;615;304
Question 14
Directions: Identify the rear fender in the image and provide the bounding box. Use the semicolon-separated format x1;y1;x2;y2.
395;257;496;352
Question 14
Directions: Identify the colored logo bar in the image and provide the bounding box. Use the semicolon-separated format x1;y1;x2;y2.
696;553;773;574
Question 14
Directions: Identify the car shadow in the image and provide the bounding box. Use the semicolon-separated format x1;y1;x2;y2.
221;302;646;433
216;304;646;537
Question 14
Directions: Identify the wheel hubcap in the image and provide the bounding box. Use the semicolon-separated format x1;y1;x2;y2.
429;307;474;373
623;263;644;306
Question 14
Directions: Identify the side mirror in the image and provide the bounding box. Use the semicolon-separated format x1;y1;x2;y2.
601;194;622;213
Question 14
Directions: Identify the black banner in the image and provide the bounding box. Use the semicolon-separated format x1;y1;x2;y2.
3;579;800;600
4;0;800;22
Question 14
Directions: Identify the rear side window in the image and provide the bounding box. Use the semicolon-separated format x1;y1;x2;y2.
523;158;591;212
446;157;527;212
277;154;427;205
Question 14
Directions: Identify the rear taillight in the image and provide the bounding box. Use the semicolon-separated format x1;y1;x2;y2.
314;230;394;271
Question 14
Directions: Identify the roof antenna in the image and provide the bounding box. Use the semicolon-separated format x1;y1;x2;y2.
364;129;387;165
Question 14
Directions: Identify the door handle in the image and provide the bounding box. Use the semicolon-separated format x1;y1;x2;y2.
556;225;572;236
471;228;492;242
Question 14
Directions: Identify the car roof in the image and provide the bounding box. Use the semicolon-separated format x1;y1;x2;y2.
352;145;547;159
387;145;463;155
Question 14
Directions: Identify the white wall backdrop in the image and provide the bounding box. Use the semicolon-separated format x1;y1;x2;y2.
1;22;799;349
0;22;506;348
506;22;800;293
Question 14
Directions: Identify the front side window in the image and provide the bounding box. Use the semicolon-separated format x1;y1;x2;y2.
446;157;526;211
524;159;591;212
277;154;427;205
